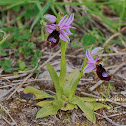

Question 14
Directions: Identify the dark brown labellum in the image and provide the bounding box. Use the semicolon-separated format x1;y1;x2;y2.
96;64;111;81
46;29;60;48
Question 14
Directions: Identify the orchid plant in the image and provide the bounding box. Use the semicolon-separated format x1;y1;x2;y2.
24;13;111;123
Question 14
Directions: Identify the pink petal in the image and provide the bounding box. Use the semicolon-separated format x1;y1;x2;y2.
95;56;98;62
46;24;56;33
87;61;95;64
44;14;56;23
65;29;72;35
46;28;53;33
47;26;56;30
91;47;103;56
70;26;76;29
60;26;71;30
59;30;70;43
83;64;96;73
58;15;67;27
86;50;95;62
66;13;74;25
61;17;69;27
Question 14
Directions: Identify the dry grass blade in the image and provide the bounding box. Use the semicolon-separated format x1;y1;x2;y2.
2;116;14;126
0;104;18;126
103;33;121;47
0;86;16;101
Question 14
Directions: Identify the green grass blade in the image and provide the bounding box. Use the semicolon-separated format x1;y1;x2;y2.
30;0;52;32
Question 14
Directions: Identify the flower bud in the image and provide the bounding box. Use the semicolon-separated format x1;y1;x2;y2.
44;14;56;23
91;47;103;56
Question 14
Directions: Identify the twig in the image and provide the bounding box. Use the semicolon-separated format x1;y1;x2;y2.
38;49;61;70
2;116;14;126
89;80;103;92
116;74;126;80
0;104;18;126
0;86;16;101
107;112;126;118
103;33;121;47
100;52;126;57
112;62;126;73
1;73;27;80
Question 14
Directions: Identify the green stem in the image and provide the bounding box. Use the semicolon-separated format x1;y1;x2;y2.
104;81;111;103
79;56;87;80
59;40;67;92
78;47;92;80
69;55;87;100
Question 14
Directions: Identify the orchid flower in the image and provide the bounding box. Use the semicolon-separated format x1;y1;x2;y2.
83;49;98;73
83;47;104;72
44;13;75;48
96;64;111;81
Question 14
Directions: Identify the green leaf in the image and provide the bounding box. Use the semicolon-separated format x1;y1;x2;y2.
0;60;11;72
37;100;52;107
1;41;9;48
63;70;80;98
80;97;110;110
78;16;88;24
3;66;11;72
81;34;96;47
31;56;38;65
84;102;110;111
5;60;11;67
36;104;58;119
24;86;55;99
71;42;83;48
80;97;97;102
61;103;78;111
19;61;25;70
0;49;6;55
33;69;40;73
36;49;42;57
72;96;96;123
46;63;61;98
36;99;64;118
